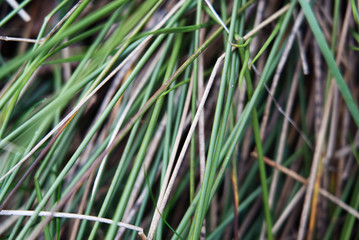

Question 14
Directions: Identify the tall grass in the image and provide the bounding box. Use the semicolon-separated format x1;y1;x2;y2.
1;0;359;239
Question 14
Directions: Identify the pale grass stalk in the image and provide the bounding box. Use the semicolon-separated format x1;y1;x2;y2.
273;186;306;233
146;74;193;240
198;16;207;239
0;36;38;43
249;0;266;54
318;187;359;220
0;210;144;233
198;65;206;185
5;0;30;22
198;17;207;185
297;83;334;240
296;31;310;75
204;0;229;34
243;4;290;41
147;53;225;240
0;210;18;235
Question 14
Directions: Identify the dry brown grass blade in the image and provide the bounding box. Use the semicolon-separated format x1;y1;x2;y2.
251;152;359;224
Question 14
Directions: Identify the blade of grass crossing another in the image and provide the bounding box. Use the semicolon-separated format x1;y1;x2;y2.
104;30;183;240
188;0;240;238
299;0;359;128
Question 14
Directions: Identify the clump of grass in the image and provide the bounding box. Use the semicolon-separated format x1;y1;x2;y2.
1;0;359;239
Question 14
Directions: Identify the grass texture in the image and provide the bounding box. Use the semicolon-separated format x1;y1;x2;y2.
1;0;359;239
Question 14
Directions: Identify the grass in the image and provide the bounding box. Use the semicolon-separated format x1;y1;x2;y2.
1;0;359;239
